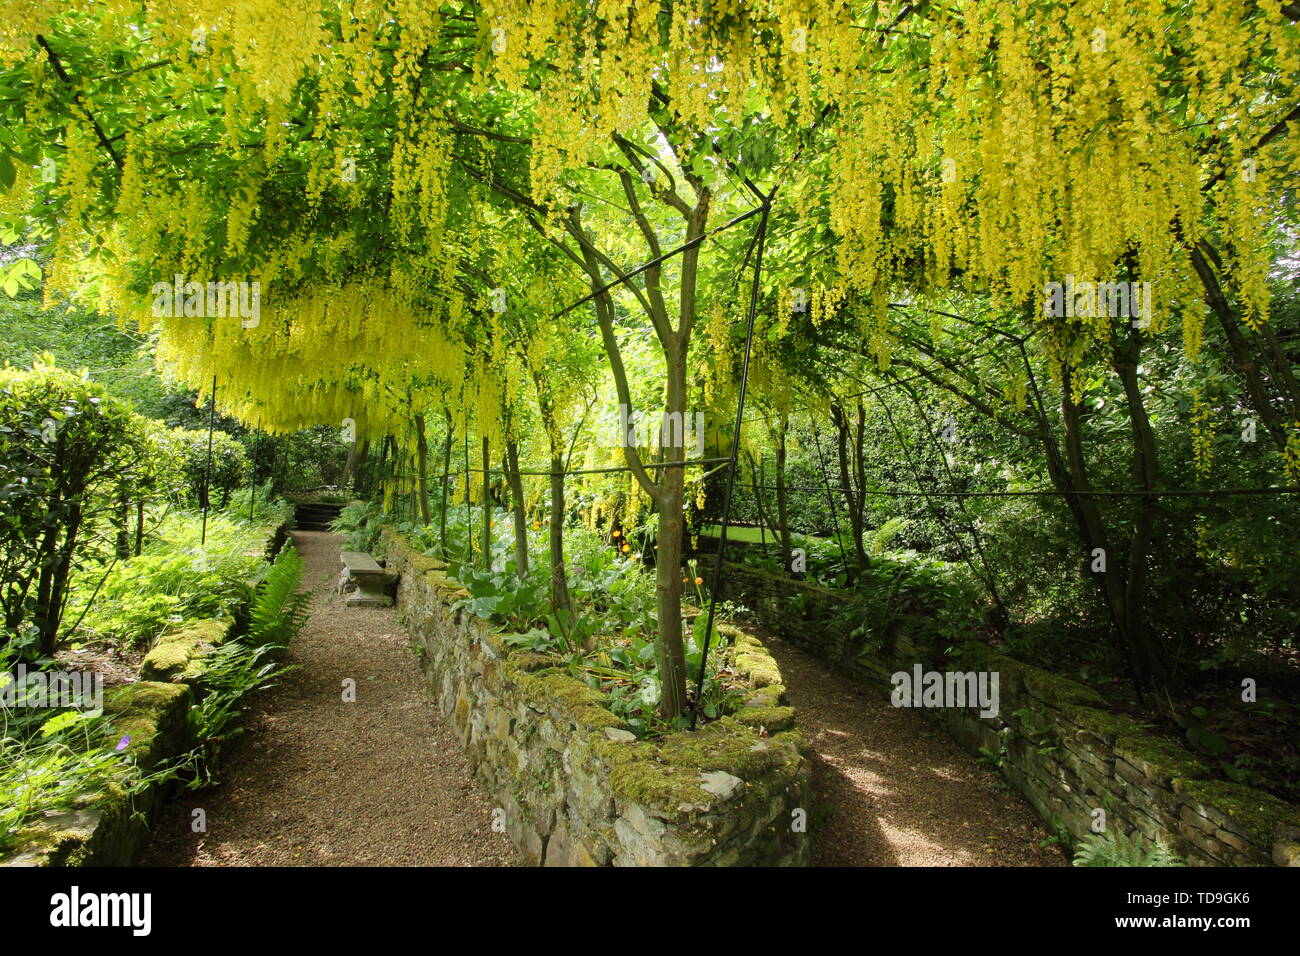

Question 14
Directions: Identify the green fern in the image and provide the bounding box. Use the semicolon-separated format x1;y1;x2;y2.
247;547;312;649
1072;830;1182;867
183;641;297;785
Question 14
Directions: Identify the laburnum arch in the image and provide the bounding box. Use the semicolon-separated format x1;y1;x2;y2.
1;0;1297;715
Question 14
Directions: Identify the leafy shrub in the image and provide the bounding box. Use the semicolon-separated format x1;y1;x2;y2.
76;551;239;646
164;427;250;509
329;500;384;554
0;359;165;658
71;509;272;646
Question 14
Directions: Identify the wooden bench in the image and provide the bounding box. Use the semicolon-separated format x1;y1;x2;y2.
338;551;396;607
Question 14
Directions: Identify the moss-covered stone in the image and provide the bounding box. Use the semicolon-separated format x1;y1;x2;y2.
523;670;625;730
727;628;783;688
594;720;797;820
949;642;1032;695
1176;779;1300;850
1114;733;1212;788
1055;703;1143;745
1020;668;1108;710
140;617;231;683
383;528;811;866
103;681;192;769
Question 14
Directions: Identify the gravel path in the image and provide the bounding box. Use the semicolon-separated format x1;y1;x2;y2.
763;634;1070;867
141;529;1062;867
141;530;515;867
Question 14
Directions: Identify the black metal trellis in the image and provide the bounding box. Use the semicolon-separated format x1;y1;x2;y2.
690;193;773;729
808;417;850;572
467;182;779;726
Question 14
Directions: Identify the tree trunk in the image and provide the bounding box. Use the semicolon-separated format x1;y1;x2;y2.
1190;242;1292;452
745;449;773;558
1112;330;1169;689
351;439;370;495
504;439;528;575
548;455;572;615
135;500;145;556
375;436;391;513
343;434;362;487
481;435;492;570
773;411;794;574
530;365;573;617
414;413;431;524
35;502;82;657
115;493;130;560
653;341;690;720
831;401;868;574
1059;366;1146;690
439;414;453;556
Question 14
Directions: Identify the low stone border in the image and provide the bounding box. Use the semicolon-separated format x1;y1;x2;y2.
718;560;1300;867
0;519;289;867
383;529;812;866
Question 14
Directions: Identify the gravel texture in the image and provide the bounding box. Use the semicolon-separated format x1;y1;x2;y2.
142;529;1064;867
141;530;516;867
763;633;1070;867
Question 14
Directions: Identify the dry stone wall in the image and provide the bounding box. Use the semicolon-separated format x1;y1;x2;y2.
717;561;1300;867
384;530;812;867
0;520;288;868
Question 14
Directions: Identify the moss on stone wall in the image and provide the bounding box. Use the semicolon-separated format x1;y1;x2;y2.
718;557;1300;867
2;521;288;868
140;617;232;683
385;530;812;866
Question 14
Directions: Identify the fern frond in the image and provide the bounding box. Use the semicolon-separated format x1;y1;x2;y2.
1072;830;1182;867
247;547;312;649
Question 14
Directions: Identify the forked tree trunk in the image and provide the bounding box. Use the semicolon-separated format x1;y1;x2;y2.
1112;330;1168;690
1059;364;1163;692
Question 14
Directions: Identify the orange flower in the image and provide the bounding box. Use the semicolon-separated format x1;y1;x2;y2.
612;529;621;538
621;544;630;553
694;576;703;585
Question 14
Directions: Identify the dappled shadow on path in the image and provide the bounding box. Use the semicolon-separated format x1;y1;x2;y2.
764;634;1069;867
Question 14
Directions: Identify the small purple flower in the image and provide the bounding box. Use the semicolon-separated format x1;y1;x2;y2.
115;735;130;752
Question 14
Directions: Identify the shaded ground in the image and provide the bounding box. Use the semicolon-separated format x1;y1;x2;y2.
763;634;1070;867
142;528;1063;867
142;530;515;867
